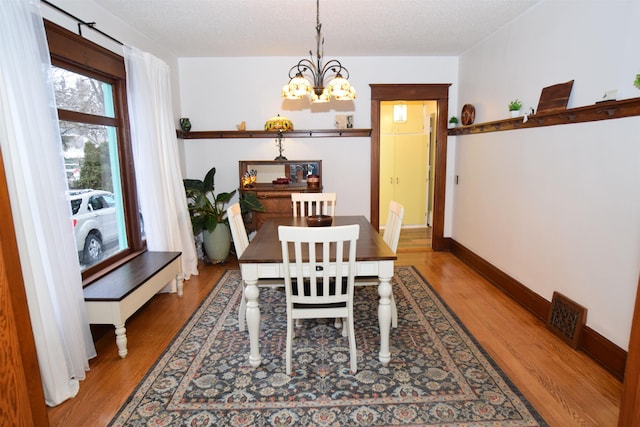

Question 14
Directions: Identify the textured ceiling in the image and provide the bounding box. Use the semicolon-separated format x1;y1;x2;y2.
92;0;540;57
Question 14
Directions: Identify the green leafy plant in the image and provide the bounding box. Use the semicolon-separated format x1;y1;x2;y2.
634;74;640;90
509;99;522;111
183;166;262;234
449;116;459;124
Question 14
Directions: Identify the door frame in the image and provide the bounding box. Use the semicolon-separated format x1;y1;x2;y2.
370;84;451;251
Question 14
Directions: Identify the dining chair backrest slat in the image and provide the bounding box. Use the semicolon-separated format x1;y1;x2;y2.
291;192;336;217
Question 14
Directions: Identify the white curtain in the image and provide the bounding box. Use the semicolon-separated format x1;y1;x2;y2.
0;0;96;406
124;46;198;283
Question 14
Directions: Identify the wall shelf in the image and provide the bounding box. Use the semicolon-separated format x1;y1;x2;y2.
177;128;372;139
447;97;640;136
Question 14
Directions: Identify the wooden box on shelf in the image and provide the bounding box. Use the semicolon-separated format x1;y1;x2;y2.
238;160;322;230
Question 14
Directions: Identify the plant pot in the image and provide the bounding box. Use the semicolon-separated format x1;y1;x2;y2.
510;110;521;118
202;224;231;263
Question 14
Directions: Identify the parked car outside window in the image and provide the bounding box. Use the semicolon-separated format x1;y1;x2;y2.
68;189;120;266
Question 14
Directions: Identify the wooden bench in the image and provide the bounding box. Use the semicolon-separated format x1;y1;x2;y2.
83;251;183;358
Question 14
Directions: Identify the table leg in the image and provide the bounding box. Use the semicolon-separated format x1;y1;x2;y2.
377;263;394;366
243;269;262;367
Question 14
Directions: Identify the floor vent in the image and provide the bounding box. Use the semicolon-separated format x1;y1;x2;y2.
547;291;587;349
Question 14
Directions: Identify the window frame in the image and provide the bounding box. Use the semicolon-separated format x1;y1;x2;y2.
45;20;145;283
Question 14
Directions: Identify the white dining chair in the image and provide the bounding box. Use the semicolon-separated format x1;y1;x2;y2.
356;200;404;328
278;224;360;375
291;192;336;217
227;203;282;332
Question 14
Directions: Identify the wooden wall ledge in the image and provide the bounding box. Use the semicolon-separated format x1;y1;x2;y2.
177;128;372;139
448;97;640;136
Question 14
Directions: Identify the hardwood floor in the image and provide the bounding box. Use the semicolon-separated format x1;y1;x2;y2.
47;233;621;426
397;226;432;253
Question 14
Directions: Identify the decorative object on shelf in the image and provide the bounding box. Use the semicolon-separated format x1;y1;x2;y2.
236;121;246;131
307;174;320;188
509;99;522;118
522;106;535;123
536;80;574;114
347;115;354;128
265;114;293;161
242;169;257;188
264;114;294;132
183;166;263;263
281;0;356;103
306;214;333;227
448;116;459;128
461;104;475;125
596;90;617;104
335;114;347;129
633;73;640;90
272;177;292;185
274;130;287;161
179;117;191;132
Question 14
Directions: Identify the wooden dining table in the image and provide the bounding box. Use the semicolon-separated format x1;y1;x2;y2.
238;215;397;368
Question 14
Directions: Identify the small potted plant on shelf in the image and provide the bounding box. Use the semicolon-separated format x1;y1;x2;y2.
509;99;522;118
184;166;263;263
448;116;459;128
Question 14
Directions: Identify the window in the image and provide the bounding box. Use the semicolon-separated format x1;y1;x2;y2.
45;20;145;280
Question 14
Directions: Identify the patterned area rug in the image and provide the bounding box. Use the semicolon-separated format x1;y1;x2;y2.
110;267;548;426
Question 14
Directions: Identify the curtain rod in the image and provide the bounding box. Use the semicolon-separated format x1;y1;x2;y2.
41;0;124;46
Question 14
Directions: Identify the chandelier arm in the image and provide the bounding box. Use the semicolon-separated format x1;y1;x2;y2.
319;59;349;81
287;59;317;80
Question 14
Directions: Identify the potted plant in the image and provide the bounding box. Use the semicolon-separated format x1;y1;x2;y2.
509;99;522;118
634;74;640;90
448;116;459;128
184;166;263;263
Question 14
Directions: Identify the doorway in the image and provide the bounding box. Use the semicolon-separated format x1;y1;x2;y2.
369;84;451;251
379;100;436;229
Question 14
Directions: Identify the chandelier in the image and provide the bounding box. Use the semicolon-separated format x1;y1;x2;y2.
281;0;356;103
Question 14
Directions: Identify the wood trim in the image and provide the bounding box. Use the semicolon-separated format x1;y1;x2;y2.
432;95;450;252
370;100;381;230
57;110;119;127
581;326;627;380
44;20;125;79
450;239;627;380
370;84;450;101
0;150;49;425
448;97;640;136
619;275;640;426
369;84;451;251
177;128;371;139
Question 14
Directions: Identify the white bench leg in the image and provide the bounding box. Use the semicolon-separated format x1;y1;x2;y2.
176;273;184;297
115;323;128;358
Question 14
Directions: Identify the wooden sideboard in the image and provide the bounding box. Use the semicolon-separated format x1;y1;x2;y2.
239;160;322;230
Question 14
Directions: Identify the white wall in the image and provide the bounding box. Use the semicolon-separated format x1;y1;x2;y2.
178;56;459;220
454;0;640;349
